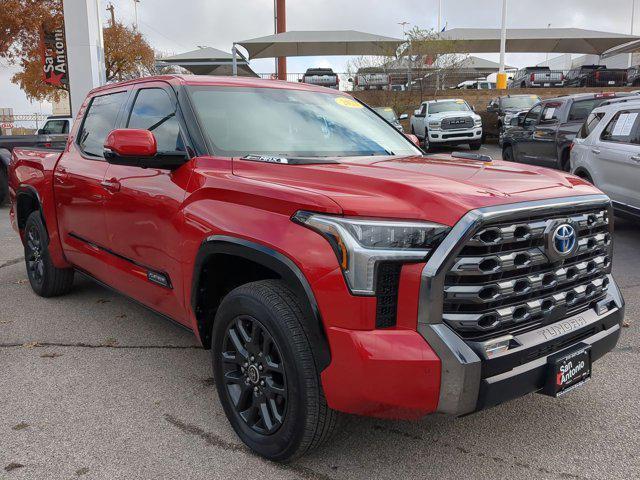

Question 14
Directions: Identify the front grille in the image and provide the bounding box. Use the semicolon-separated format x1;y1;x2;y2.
441;116;474;130
442;205;612;340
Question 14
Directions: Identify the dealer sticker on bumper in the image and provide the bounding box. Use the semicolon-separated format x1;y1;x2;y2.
543;345;592;397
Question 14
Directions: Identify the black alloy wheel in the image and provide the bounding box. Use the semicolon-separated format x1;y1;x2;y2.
25;223;45;288
221;315;287;435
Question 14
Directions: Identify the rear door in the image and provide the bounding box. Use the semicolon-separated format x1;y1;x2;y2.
55;90;129;273
101;82;192;321
593;108;640;210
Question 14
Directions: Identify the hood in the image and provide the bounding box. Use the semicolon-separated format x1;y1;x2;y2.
232;155;602;226
427;111;479;121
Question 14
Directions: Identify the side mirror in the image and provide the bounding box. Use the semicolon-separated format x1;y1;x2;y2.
405;133;421;147
104;129;186;170
37;129;44;135
470;105;476;111
399;113;409;120
486;104;497;113
348;77;353;83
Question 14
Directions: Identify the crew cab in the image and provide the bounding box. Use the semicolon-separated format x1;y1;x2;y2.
0;115;71;204
300;68;339;89
410;98;483;151
485;94;541;139
501;93;635;171
8;75;625;461
565;65;628;87
508;66;564;88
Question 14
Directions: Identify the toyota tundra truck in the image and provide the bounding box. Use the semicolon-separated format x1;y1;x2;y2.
7;75;624;462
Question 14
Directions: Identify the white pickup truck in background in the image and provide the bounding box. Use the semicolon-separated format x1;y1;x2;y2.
409;99;483;151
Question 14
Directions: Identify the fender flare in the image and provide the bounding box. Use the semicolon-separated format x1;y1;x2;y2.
191;235;331;372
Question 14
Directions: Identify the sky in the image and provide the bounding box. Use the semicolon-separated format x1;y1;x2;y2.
0;0;637;117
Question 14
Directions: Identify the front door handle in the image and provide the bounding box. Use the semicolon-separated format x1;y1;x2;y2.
100;178;121;192
54;167;68;183
591;149;601;155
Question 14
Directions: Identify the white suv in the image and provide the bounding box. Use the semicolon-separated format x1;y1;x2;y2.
410;99;483;151
571;97;640;219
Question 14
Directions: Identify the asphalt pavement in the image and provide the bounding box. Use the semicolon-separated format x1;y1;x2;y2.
1;162;639;479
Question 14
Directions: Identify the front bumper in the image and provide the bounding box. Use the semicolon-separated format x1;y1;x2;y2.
418;276;624;415
429;128;482;145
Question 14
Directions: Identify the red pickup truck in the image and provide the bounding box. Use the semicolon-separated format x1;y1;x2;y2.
7;75;624;461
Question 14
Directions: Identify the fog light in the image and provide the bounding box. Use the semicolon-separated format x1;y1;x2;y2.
483;335;513;358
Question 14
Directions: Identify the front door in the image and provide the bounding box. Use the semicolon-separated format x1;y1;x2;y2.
529;102;561;166
513;103;542;162
55;90;129;274
102;83;192;321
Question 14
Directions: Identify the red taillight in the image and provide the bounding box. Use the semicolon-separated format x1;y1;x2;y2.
530;73;535;81
569;141;575;151
595;71;601;80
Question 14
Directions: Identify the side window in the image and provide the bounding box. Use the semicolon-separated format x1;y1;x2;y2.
127;88;184;152
600;110;640;144
41;120;67;134
578;112;605;139
540;103;560;123
419;103;427;116
78;92;127;157
523;104;542;128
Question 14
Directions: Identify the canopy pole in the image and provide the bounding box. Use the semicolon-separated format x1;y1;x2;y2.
497;0;508;89
232;43;238;76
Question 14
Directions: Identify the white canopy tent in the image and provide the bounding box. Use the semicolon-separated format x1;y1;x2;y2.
601;39;640;59
232;30;404;75
431;28;639;55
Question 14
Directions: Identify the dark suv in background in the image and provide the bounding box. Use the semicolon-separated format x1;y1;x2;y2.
501;92;635;171
565;65;628;87
485;94;541;138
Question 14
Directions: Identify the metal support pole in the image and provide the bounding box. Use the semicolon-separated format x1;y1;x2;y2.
631;0;636;67
497;0;508;89
232;44;238;76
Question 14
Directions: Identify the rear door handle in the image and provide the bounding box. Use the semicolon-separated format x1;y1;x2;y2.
591;149;601;155
100;178;121;192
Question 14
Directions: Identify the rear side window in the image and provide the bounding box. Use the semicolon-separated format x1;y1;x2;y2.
568;99;602;122
600;110;640;144
127;88;184;152
578;112;605;139
78;92;127;157
41;119;68;134
540;103;560;123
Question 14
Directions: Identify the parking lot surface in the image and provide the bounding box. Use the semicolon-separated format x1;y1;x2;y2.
1;179;639;479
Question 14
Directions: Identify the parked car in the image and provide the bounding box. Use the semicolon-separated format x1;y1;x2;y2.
0;115;71;204
508;66;564;88
571;98;640;219
373;107;407;132
565;65;628;87
350;69;389;90
501;92;635;171
300;68;339;89
498;110;529;147
8;75;624;461
452;79;496;90
485;94;541;139
410;98;483;150
627;65;640;86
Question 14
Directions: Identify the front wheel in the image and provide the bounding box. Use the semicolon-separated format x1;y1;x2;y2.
469;140;482;151
24;211;74;297
212;280;339;461
502;145;515;162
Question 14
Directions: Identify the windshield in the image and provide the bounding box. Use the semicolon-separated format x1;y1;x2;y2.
501;96;540;110
374;107;398;122
187;86;420;158
428;101;471;114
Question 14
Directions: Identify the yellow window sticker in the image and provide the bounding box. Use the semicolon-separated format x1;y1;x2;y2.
384;107;393;111
335;97;363;108
455;99;465;104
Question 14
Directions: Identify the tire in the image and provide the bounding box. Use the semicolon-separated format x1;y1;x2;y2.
502;145;514;162
212;280;339;462
24;211;74;297
0;167;7;206
469;141;482;151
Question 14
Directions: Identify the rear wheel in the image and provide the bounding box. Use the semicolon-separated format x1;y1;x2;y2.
502;145;515;162
212;280;339;461
24;211;74;297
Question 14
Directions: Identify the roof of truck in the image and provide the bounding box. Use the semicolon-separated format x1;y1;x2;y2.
88;74;343;96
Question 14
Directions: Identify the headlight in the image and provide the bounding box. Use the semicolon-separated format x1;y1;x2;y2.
428;120;442;130
474;118;482;126
292;212;450;295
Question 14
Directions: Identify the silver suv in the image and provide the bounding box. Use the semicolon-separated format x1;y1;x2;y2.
571;97;640;219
